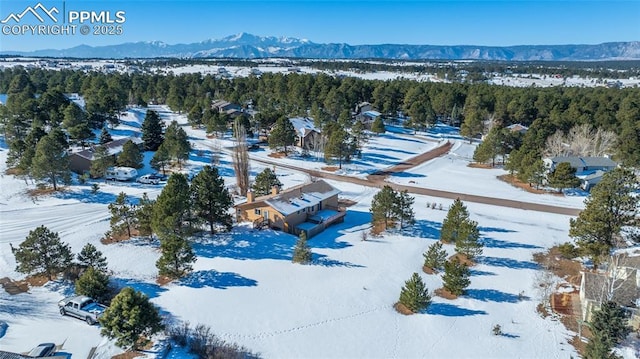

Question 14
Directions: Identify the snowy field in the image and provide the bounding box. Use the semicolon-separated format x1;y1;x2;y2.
0;105;634;358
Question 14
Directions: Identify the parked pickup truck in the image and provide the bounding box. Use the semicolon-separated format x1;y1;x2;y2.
58;296;107;325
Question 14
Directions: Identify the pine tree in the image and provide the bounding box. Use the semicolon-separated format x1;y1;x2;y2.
292;231;312;264
190;166;233;234
99;127;113;144
395;190;415;229
135;193;155;238
371;117;385;134
164;121;191;167
370;185;399;232
116;140;143;169
268;117;297;155
13;225;73;280
75;267;110;303
398;272;431;313
350;120;368;156
570;168;639;269
252;168;282;197
108;192;137;239
100;287;164;350
584;301;632;359
152;173;190;235
324;126;352;169
423;242;447;273
150;142;170;175
156;233;196;279
30;129;71;191
77;243;108;272
440;198;470;244
141;110;164;151
526;158;546;189
442;258;471;296
547;162;580;191
454;219;483;261
90;145;115;178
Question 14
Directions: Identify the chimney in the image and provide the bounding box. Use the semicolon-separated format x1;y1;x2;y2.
247;191;254;203
271;185;280;196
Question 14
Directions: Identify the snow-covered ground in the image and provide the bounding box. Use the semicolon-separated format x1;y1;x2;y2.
0;105;635;358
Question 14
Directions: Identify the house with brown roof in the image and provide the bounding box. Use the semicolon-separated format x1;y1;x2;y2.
235;180;345;238
69;136;142;175
579;254;640;330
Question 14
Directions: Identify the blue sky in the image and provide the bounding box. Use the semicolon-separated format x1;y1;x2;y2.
1;0;639;52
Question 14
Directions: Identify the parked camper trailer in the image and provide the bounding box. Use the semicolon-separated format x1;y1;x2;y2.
105;167;138;181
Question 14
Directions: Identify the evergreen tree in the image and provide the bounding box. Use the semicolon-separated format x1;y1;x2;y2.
525;158;547;189
268;117;297;155
423;242;447;273
156;233;196;279
150;142;170;175
99;127;113;144
584;301;632;359
350;120;368;157
75;267;110;303
116;140;143;169
164;121;191;167
90;145;115;178
252;168;282;197
547;162;580;191
292;232;312;264
371;117;385;134
190;166;233;234
398;272;431;313
141;110;164;151
442;258;471;296
570;168;639;268
77;243;108;272
135;193;155;238
13;225;73;280
395;190;415;229
454;219;483;260
370;185;399;232
440;198;470;244
63;102;92;146
30;129;71;191
187;103;203;128
460;111;484;142
324;126;352;169
152;173;190;235
100;287;164;350
108;192;137;239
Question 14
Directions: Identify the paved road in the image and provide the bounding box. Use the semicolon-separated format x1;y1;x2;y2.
248;142;581;216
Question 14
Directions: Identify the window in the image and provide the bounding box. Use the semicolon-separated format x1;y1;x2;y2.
254;209;261;215
302;208;306;212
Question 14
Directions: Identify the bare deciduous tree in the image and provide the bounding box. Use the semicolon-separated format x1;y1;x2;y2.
545;124;617;158
232;122;250;196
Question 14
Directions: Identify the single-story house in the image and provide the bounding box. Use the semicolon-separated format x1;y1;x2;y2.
355;101;373;114
579;254;640;330
288;117;321;149
355;110;382;129
235;179;346;238
69;136;142;175
211;99;243;118
506;123;529;134
543;156;617;190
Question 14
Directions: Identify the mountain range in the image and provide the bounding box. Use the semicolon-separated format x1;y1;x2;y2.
4;33;640;61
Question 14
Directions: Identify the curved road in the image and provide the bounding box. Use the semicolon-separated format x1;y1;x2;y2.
247;142;581;216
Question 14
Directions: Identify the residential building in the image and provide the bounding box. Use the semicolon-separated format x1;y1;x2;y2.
506;123;529;134
234;180;346;238
543;156;617;190
211;99;243;118
288;117;321;149
69;137;142;175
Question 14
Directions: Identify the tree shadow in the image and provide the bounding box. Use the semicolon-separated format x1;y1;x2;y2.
178;270;258;289
389;172;426;178
54;189;120;205
313;253;364;268
367;146;417;155
501;333;521;339
112;278;168;299
399;219;441;239
469;269;496;276
378;133;425;144
481;237;542;250
478;226;516;234
465;289;522;303
427;302;487;317
476;256;540;270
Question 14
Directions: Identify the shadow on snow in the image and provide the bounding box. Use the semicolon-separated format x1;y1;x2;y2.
54;189;120;205
399;219;441;240
469;269;496;277
481;237;542;250
113;278;168;299
427;302;487;316
476;256;540;270
178;270;258;289
465;288;523;303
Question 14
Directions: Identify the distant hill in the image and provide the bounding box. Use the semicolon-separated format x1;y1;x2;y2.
3;32;640;60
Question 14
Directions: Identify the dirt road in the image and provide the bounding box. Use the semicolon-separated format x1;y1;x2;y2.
249;142;581;216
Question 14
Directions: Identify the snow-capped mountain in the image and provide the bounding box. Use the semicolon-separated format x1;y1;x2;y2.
3;32;639;60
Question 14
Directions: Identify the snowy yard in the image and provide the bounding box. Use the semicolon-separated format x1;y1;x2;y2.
0;105;624;358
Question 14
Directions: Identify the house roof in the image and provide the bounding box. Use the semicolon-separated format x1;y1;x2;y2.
72;137;142;161
237;180;340;217
506;123;529;133
288;117;320;137
549;156;617;169
362;110;381;118
581;271;639;306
